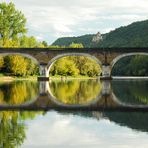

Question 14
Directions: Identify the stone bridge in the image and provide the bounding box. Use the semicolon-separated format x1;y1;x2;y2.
0;48;148;80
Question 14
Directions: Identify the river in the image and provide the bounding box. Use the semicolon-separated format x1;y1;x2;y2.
0;79;148;147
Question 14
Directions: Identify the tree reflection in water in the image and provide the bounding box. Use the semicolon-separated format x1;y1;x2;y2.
0;81;39;105
0;111;42;148
49;80;102;105
112;80;148;105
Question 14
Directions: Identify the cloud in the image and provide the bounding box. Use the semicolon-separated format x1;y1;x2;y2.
36;35;44;41
4;0;148;44
22;111;148;147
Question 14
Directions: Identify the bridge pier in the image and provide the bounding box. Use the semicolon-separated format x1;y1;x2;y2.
39;81;49;94
101;64;112;80
101;81;111;95
38;64;49;81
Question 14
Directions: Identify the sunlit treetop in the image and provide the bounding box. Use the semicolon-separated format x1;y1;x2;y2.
0;2;27;46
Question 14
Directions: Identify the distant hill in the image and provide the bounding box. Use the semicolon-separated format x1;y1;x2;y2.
52;34;94;47
97;19;148;47
52;19;148;48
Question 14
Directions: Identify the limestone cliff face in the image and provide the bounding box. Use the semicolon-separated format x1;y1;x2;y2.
92;32;103;43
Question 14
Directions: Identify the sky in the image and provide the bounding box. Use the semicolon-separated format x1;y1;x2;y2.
2;0;148;44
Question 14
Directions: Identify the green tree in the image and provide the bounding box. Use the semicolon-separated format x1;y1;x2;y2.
129;55;148;76
25;58;39;76
69;56;102;77
42;41;48;47
0;55;39;76
112;55;148;76
19;36;37;48
19;36;47;48
52;57;79;76
0;56;4;70
69;42;84;48
1;39;19;47
0;2;27;46
50;56;102;77
4;55;27;76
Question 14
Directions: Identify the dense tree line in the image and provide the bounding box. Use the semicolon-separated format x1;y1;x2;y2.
0;55;38;76
52;34;94;47
50;56;102;77
97;20;148;48
112;55;148;76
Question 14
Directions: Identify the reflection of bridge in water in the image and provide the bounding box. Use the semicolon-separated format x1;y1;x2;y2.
0;81;148;111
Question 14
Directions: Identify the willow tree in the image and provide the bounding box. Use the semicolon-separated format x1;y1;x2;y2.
0;2;27;46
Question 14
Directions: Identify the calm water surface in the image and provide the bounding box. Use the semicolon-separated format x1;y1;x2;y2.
0;80;148;147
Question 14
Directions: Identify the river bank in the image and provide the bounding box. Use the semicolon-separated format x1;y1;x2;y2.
0;76;37;82
112;76;148;80
1;75;148;82
49;75;98;80
0;75;99;82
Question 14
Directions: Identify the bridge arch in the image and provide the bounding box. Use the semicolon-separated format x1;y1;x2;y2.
46;53;102;74
0;52;39;65
111;52;148;73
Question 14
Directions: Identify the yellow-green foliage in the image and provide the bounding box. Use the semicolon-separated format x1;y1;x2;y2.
50;56;102;77
69;42;84;48
4;55;27;76
19;36;46;48
0;2;27;46
0;2;47;48
0;111;43;147
2;55;38;76
50;80;102;104
52;57;79;76
2;39;20;48
0;81;39;105
0;56;4;70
